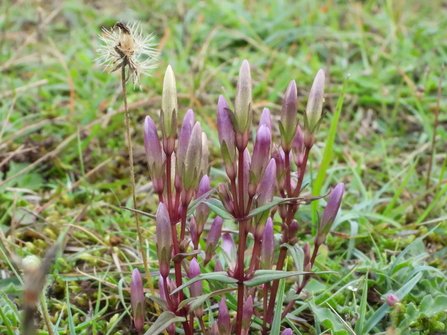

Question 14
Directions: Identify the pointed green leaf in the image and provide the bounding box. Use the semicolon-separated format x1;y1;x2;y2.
177;287;236;313
143;311;185;335
244;270;333;287
171;272;237;295
187;189;216;216
204;199;234;220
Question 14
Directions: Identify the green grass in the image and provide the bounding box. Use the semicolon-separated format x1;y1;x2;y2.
1;0;447;334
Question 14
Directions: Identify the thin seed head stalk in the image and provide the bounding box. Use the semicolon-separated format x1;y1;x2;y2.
97;21;159;301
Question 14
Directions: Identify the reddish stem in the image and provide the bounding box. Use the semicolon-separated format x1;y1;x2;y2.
235;148;248;335
284;149;292;197
230;176;239;217
238;149;245;214
293;147;310;198
166;153;173;214
235;221;247;335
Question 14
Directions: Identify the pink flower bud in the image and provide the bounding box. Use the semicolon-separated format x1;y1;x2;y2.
260;218;275;269
210;322;219;335
222;233;236;271
188;258;203;318
316;183;344;246
205;216;223;265
218;183;235;215
292;125;304;169
249;125;272;197
234;60;252;145
281;329;293;335
188;258;202;288
161;65;178;149
195;175;211;230
143;116;164;194
181;122;203;192
156;203;172;278
304;69;325;147
214;259;224;272
259;108;272;132
217;298;231;335
386;294;399;306
280;80;298;152
254;159;276;231
217;95;237;164
303;242;310;268
272;146;287;194
177;109;195;171
241;295;253;335
130;269;145;334
290;219;299;237
200;132;209;178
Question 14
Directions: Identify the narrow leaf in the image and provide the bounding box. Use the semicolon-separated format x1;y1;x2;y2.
171;272;237;295
204;199;234;220
143;311;186;335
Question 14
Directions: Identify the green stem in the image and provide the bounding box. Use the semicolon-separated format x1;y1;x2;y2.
40;291;55;335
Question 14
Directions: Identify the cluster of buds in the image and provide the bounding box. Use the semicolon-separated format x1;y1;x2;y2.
131;60;345;335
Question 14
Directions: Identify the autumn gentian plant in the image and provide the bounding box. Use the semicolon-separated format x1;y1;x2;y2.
130;60;344;335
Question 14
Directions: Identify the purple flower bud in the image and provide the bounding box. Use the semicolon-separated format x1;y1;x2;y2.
161;65;178;149
281;328;293;335
242;148;251;210
292;125;304;169
234;60;252;141
260;218;275;269
222;233;236;271
386;294;399;307
144;116;164;194
316;183;344;246
130;269;145;334
200;132;209;178
259;108;272;132
188;258;202;290
210;322;219;335
304;69;325;147
188;258;203;318
287;219;299;244
303;242;310;268
280;80;298;151
257;159;276;204
156;203;172;278
181;122;203;192
197;175;211;198
218;298;231;335
272;146;286;194
241;295;253;335
214;259;223;272
205;216;223;265
255;159;276;230
158;276;167;301
249;125;272;197
195;175;211;229
218;183;234;215
217;95;237;165
177;109;195;170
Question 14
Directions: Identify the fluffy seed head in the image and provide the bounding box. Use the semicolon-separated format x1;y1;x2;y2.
97;22;159;87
